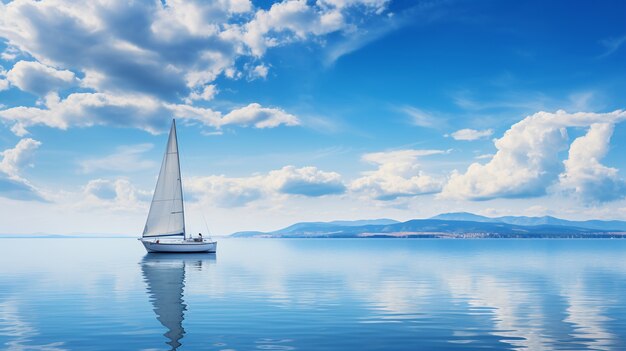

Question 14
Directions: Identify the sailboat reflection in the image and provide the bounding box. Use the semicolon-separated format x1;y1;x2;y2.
141;253;216;350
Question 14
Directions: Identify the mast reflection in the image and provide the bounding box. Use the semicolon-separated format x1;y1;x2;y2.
141;253;216;350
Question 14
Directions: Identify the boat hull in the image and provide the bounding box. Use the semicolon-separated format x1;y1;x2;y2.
141;239;217;253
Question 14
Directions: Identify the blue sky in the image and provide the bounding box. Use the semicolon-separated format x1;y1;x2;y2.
0;0;625;235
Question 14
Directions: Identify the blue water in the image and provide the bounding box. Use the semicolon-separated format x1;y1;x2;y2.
1;239;626;350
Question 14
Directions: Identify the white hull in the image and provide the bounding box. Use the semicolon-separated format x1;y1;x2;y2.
140;239;217;253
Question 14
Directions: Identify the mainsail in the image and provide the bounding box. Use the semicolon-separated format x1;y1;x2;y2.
143;120;186;238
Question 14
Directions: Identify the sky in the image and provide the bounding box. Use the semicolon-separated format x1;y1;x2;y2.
0;0;625;235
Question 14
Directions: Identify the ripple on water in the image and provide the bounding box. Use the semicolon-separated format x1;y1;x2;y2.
1;238;626;350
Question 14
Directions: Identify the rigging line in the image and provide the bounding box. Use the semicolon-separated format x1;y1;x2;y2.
200;207;213;241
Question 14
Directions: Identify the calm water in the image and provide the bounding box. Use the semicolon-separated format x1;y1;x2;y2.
1;239;625;350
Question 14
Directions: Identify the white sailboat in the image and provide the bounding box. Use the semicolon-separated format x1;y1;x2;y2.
140;119;217;253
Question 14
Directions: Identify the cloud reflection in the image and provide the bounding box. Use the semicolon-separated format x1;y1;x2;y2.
0;301;67;351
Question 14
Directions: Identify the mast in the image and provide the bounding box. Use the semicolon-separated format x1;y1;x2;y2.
173;119;186;239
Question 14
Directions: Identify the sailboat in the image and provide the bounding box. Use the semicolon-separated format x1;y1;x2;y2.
140;119;217;253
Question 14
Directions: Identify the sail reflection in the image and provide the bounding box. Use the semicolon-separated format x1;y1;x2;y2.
141;253;215;350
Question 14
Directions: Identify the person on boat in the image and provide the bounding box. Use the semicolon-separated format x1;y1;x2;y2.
194;233;203;242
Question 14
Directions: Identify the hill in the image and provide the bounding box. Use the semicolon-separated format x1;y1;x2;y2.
230;213;626;238
431;212;626;231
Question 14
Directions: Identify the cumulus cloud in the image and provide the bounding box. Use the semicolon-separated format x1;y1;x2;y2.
0;92;169;135
1;45;20;61
220;103;299;128
186;84;217;103
6;61;76;96
559;123;626;203
241;0;349;56
81;178;152;211
319;0;389;12
185;174;265;208
0;1;231;99
351;149;445;200
185;165;345;207
250;64;269;79
79;144;158;174
0;138;41;177
0;72;7;91
0;138;45;201
269;166;346;196
0;67;7;91
450;128;493;141
442;110;626;201
0;92;300;136
0;0;398;141
0;0;392;132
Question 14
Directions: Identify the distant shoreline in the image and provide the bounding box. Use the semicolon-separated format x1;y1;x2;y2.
2;235;626;239
230;234;626;239
230;213;626;239
6;212;626;240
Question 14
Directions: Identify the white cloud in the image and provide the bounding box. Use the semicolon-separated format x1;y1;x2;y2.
0;138;41;177
186;84;217;103
351;149;445;200
0;92;300;136
442;110;626;201
81;178;151;212
226;0;253;14
220;103;300;128
251;64;269;79
319;0;389;12
0;138;45;201
0;0;397;136
475;153;494;160
0;92;168;135
0;66;7;91
242;0;347;56
185;174;266;208
559;123;626;203
151;0;252;40
450;128;493;141
1;45;20;61
0;1;238;98
0;0;390;98
6;61;76;96
268;166;346;196
79;144;158;174
186;165;345;207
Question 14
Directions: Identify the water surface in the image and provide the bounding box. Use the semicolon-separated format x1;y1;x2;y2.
1;238;625;350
